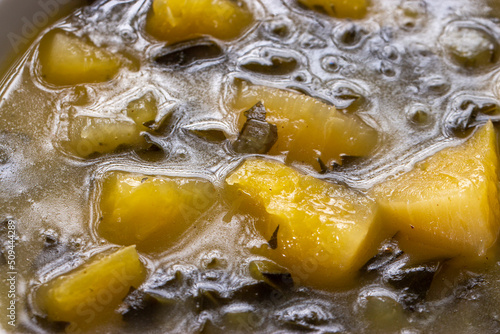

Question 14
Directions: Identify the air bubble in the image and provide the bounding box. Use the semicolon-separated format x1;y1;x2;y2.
371;42;401;63
321;55;341;72
155;40;224;68
294;74;307;82
406;103;432;126
299;33;327;49
262;16;295;41
381;45;399;61
407;43;434;68
379;61;396;77
40;228;59;245
333;23;371;49
420;76;450;96
444;94;500;137
396;0;427;31
275;302;335;330
241;56;298;76
328;81;368;111
271;25;290;38
120;28;137;43
359;293;408;330
174;147;189;161
440;22;499;70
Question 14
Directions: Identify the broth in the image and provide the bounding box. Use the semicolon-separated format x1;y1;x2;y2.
1;0;500;333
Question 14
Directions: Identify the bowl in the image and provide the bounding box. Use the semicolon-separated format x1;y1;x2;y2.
0;0;89;73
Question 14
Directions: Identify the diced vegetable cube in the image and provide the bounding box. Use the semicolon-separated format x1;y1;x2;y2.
145;0;254;44
65;93;158;158
298;0;368;19
229;82;379;170
126;92;158;130
226;159;388;289
98;172;216;252
37;246;146;326
372;122;500;259
66;117;148;157
38;30;122;86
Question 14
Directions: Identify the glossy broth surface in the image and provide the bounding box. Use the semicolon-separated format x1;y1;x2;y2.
1;0;500;333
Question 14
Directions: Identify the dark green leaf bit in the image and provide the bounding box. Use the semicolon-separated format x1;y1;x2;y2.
233;102;278;154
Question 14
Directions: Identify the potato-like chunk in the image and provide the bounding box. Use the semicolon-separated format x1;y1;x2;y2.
37;246;146;327
372;122;500;259
65;93;158;158
146;0;253;44
298;0;368;19
226;159;387;289
98;172;216;252
126;92;158;128
38;31;122;85
229;82;379;170
66;117;147;157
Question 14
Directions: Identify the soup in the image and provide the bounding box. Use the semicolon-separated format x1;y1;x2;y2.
1;0;500;333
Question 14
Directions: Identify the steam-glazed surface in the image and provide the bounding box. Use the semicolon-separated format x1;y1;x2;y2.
1;0;500;333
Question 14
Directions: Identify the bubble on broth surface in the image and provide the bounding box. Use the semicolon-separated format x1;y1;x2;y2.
440;21;499;70
378;45;400;62
3;0;500;333
320;54;356;75
333;22;373;49
238;46;304;77
155;40;225;68
443;93;500;136
419;75;451;96
378;61;397;77
406;103;432;127
261;15;296;41
275;300;341;332
326;79;368;111
241;56;298;76
358;292;408;330
396;0;428;31
299;32;327;49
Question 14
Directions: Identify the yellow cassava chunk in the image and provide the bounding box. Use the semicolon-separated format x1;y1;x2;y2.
146;0;253;44
98;172;216;252
230;82;379;169
127;92;158;128
298;0;368;19
226;159;387;289
37;246;146;326
38;30;122;85
66;94;158;157
372;122;500;259
67;117;147;157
